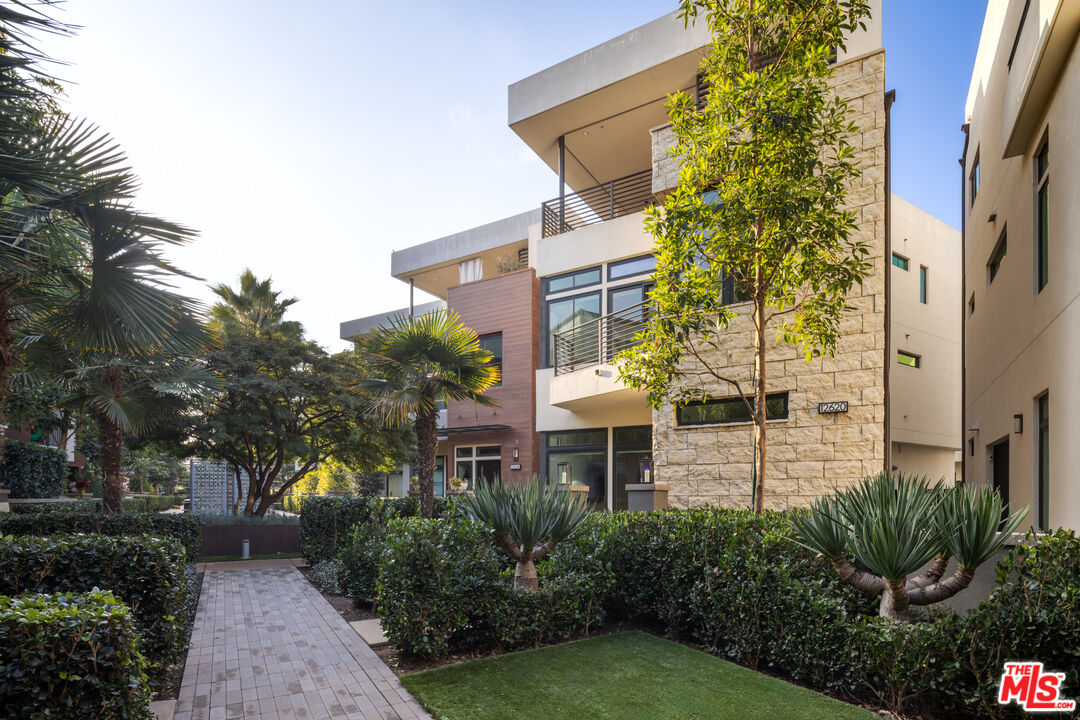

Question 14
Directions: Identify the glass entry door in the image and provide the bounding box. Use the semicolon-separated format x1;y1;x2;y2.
613;426;652;511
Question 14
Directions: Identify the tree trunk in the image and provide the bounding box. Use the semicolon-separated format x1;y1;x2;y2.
882;579;910;621
0;292;15;464
98;413;125;514
907;567;974;606
514;558;538;591
414;407;437;518
753;257;767;515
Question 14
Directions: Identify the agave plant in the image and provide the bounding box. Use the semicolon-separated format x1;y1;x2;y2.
459;475;591;591
790;472;1027;620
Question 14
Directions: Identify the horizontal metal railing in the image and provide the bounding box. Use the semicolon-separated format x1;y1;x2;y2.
541;169;654;238
553;301;650;375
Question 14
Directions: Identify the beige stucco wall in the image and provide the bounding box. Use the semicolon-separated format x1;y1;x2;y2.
889;195;962;473
963;0;1080;531
650;50;888;511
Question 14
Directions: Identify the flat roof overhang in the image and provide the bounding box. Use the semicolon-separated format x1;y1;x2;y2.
389;209;539;299
339;299;446;341
508;11;709;192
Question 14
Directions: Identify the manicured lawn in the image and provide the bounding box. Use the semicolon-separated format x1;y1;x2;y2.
402;630;875;720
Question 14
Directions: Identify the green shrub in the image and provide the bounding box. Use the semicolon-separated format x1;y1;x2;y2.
376;515;614;657
0;509;200;559
308;559;342;595
9;499;98;514
0;533;190;683
0;440;67;498
337;499;419;602
0;591;153;719
120;495;186;513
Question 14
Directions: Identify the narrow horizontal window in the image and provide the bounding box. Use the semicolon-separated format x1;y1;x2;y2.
546;266;601;294
608;254;656;281
891;253;909;271
676;393;789;427
897;351;921;368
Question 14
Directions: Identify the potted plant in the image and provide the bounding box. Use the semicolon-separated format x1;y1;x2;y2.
448;476;465;494
407;475;420;497
75;479;90;497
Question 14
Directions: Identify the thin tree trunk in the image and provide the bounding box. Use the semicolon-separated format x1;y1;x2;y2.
0;293;15;464
414;407;437;518
883;579;910;621
753;253;767;515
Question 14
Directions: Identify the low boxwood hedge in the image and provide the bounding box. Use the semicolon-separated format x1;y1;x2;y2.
299;494;452;565
0;440;67;499
0;509;200;559
0;590;153;719
369;506;1079;719
0;533;191;683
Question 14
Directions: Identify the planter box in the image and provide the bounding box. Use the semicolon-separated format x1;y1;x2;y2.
199;524;300;557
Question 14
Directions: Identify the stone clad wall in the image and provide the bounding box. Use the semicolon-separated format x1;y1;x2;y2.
649;50;887;511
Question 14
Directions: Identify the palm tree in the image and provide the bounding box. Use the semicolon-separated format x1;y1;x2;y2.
360;309;500;517
210;268;302;340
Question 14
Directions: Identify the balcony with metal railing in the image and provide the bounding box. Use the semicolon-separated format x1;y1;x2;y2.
553;301;650;375
541;170;655;238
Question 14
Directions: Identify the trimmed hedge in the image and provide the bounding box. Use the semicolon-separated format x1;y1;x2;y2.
0;509;200;559
299;494;452;565
11;496;187;514
0;591;153;719
376;515;613;656
0;534;190;683
0;439;67;498
370;507;1080;719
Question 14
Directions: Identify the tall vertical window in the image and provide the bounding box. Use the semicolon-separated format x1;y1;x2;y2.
969;150;980;206
988;230;1007;284
1035;137;1049;292
919;266;928;304
478;333;502;386
1037;393;1049;530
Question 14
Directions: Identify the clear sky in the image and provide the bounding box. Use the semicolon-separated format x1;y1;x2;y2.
37;0;986;350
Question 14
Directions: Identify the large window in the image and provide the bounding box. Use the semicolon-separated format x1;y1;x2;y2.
479;333;502;386
454;445;500;490
988;230;1007;284
1037;393;1049;531
676;393;788;427
1036;137;1049;292
546;266;600;294
546;291;600;367
608;254;656;281
544;429;606;506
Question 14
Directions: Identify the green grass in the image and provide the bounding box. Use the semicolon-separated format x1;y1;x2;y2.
402;631;875;720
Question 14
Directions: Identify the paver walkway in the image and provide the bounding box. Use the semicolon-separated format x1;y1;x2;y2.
174;567;432;720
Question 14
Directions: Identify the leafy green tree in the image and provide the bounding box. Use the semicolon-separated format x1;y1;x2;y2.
123;444;187;494
791;473;1027;621
359;310;499;518
182;332;412;516
619;0;873;513
209;268;302;340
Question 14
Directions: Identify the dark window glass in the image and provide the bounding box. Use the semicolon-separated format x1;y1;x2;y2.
1038;393;1049;530
614;426;652;447
970;151;980;206
969;293;975;315
1036;139;1049;292
988;232;1007;283
892;253;909;271
546;429;607;448
608;254;656;281
455;447;473;458
476;445;500;457
613;425;651;511
919;266;928;304
676;393;788;426
479;333;502;386
547;266;601;293
435;400;447;411
897;351;921;368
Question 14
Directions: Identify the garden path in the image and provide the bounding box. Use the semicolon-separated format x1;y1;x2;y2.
173;566;431;720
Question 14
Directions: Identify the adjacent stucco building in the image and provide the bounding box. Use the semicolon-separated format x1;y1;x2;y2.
962;0;1080;530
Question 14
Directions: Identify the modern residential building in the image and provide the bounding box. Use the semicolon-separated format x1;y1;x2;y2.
962;0;1080;530
343;6;963;512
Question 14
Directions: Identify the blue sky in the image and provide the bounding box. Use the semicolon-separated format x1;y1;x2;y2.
38;1;986;349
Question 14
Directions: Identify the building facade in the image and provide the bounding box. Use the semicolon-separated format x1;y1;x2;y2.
962;0;1080;530
342;6;964;513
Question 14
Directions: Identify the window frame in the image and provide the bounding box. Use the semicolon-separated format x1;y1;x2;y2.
478;333;502;386
969;149;980;207
543;265;602;295
1037;392;1049;530
542;288;602;369
919;265;928;304
891;253;910;271
1035;134;1049;293
607;254;656;282
675;392;789;427
988;228;1007;285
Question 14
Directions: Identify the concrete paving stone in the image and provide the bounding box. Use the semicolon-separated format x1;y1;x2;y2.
174;567;431;720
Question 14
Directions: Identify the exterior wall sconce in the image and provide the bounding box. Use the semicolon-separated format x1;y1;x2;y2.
512;444;519;462
1014;413;1023;434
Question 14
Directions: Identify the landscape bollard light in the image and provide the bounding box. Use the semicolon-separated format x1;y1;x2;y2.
241;539;250;559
